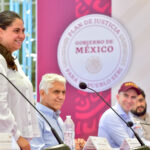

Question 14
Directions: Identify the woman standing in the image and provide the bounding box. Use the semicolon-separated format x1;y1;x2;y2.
0;11;39;150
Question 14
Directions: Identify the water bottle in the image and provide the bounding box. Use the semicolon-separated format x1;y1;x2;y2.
64;115;75;150
133;121;144;138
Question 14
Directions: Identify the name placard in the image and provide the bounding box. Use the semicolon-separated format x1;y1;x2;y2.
120;138;141;150
83;136;112;150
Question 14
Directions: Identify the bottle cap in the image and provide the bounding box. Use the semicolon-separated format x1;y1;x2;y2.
66;115;71;119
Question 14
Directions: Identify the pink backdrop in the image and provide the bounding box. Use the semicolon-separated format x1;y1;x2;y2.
37;0;111;139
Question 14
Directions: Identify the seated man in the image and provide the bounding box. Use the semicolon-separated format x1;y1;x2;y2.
30;73;85;150
131;88;150;141
98;81;141;148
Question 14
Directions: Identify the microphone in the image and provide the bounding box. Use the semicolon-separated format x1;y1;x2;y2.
79;82;87;89
127;121;134;127
79;82;150;150
0;72;70;150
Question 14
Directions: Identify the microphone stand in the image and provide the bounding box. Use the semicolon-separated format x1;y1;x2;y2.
79;82;150;150
0;73;70;150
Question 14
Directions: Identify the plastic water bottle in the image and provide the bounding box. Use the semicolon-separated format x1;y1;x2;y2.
64;115;75;150
133;121;144;137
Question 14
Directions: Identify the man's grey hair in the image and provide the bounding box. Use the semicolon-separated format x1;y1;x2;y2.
39;73;66;94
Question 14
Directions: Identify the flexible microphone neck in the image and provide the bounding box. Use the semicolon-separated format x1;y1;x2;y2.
79;82;145;147
0;72;63;144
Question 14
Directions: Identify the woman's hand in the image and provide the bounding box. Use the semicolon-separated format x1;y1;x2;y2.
17;136;31;150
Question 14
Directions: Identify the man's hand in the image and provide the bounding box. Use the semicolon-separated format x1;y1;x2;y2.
75;138;86;150
17;136;31;150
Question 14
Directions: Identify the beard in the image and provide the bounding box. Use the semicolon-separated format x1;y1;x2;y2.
131;104;147;117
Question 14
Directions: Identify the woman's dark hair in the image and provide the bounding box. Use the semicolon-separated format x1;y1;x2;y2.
0;44;17;71
0;10;21;30
0;11;22;71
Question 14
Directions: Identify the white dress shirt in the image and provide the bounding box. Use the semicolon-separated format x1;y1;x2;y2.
0;54;40;141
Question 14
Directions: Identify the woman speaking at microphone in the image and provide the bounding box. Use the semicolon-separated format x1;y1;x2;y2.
0;11;40;150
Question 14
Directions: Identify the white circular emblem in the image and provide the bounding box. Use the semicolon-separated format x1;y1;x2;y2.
57;14;132;92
